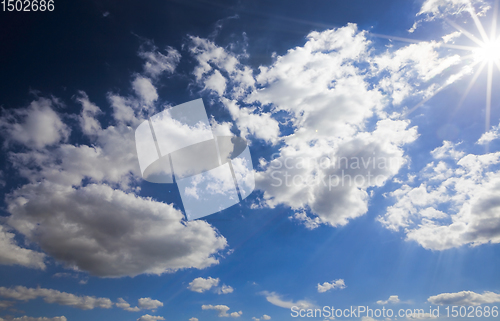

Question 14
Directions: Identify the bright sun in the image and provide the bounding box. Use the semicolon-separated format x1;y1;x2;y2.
474;39;500;62
380;0;500;135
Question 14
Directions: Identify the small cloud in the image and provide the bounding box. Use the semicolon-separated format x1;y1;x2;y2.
217;284;234;294
188;277;220;293
137;315;165;321
317;279;346;293
138;297;163;310
116;298;141;312
260;291;315;309
202;304;241;317
377;295;401;305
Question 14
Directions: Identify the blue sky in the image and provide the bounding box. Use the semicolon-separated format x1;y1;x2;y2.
1;0;500;321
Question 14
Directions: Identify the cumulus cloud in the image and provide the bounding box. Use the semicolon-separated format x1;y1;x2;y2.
136;315;165;321
252;315;271;321
317;279;346;293
189;24;420;229
132;76;158;105
138;298;163;310
379;140;500;250
217;284;234;294
116;298;141;312
6;183;226;277
188;277;220;293
189;318;199;321
202;304;242;317
0;286;112;310
0;47;227;277
0;97;70;149
188;277;234;294
428;291;500;306
261;291;315;309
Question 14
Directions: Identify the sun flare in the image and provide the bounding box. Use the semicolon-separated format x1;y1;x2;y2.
474;39;500;62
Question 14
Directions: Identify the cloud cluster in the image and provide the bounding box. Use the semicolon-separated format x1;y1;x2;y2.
189;24;423;228
0;286;112;310
379;139;500;250
0;44;227;277
0;317;67;321
428;291;500;306
116;297;163;312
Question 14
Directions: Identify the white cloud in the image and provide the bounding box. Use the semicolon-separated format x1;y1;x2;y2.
317;279;346;293
217;284;234;294
410;0;489;33
2;63;227;279
139;44;181;78
417;0;488;17
261;291;315;309
379;140;500;250
137;315;165;321
190;24;420;229
6;183;226;277
8;317;67;321
0;98;70;149
138;297;163;310
188;277;220;293
377;295;401;305
477;124;500;145
428;291;500;306
116;298;141;312
204;70;227;95
202;304;242;317
0;301;14;309
189;318;199;321
188;277;234;294
0;225;45;270
76;91;102;136
132;76;158;105
253;315;271;321
0;286;112;310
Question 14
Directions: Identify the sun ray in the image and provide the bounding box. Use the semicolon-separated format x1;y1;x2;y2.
486;62;493;133
467;2;490;43
491;0;499;41
445;18;485;47
494;58;500;72
370;33;476;51
454;60;487;112
404;83;451;117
